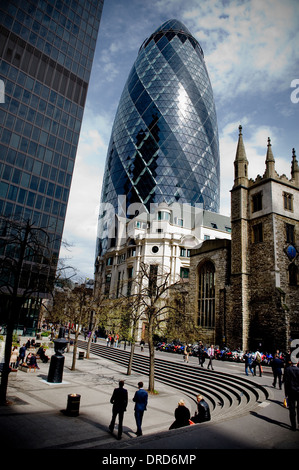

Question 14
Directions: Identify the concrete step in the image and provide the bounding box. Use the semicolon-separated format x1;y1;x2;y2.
78;340;269;423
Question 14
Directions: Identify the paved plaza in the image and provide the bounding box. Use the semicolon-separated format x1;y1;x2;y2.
0;340;298;454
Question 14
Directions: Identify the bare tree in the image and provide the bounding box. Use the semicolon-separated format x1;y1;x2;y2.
94;279;143;375
93;262;193;390
0;217;56;404
130;263;185;393
60;283;94;370
85;291;111;359
120;293;143;376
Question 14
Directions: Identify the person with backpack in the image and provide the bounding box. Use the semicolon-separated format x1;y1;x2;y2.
253;349;262;377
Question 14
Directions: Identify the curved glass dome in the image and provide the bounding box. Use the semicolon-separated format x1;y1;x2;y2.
96;19;220;256
153;19;193;34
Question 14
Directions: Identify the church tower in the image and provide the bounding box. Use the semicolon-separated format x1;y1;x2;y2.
229;125;250;350
229;126;299;351
189;126;298;351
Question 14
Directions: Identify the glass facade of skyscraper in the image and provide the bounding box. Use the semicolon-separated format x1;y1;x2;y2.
0;0;103;327
97;19;220;257
0;0;103;272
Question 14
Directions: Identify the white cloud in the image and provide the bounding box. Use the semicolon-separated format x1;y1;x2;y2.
59;108;112;277
179;0;299;102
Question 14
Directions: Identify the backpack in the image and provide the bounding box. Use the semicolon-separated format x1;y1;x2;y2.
256;352;261;363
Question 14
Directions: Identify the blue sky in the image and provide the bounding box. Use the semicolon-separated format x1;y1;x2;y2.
59;0;299;280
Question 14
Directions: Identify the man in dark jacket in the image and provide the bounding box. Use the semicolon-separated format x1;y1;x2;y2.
18;344;26;366
109;380;128;439
271;354;284;389
192;394;211;423
284;361;299;431
198;342;206;368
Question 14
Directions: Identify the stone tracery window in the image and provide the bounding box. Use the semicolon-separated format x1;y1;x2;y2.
198;260;215;328
252;191;263;212
283;192;293;211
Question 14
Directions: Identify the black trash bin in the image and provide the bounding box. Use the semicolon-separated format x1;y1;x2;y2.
78;351;84;360
66;394;81;416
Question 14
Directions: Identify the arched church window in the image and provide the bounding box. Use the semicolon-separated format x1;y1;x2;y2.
198;261;215;328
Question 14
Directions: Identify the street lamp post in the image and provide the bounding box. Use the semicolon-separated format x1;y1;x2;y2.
47;327;68;383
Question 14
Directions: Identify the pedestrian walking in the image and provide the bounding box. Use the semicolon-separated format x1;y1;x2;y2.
271;354;284;389
284;360;299;431
18;343;26;366
207;344;215;370
133;381;148;436
244;351;254;376
109;380;128;440
198;342;206;368
183;344;191;363
253;349;262;377
10;346;18;369
284;349;292;369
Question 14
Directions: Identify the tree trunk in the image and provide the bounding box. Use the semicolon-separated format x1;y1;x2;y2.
0;306;13;405
0;222;30;405
148;320;155;393
127;322;137;375
86;325;96;359
71;329;80;370
0;298;24;404
66;329;71;353
127;342;135;375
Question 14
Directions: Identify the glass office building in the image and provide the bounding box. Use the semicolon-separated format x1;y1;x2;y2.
97;19;220;257
0;0;104;326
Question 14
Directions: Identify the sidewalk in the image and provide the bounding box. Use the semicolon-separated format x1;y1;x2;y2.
0;345;184;449
0;343;298;451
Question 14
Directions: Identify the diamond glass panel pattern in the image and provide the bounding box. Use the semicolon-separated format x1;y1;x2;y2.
97;19;220;256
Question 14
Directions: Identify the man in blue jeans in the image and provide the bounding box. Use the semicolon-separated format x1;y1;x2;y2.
133;381;148;436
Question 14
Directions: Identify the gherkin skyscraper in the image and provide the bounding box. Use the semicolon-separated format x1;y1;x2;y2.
97;19;220;257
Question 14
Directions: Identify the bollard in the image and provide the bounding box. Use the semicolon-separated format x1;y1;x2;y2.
66;394;81;416
47;327;68;383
